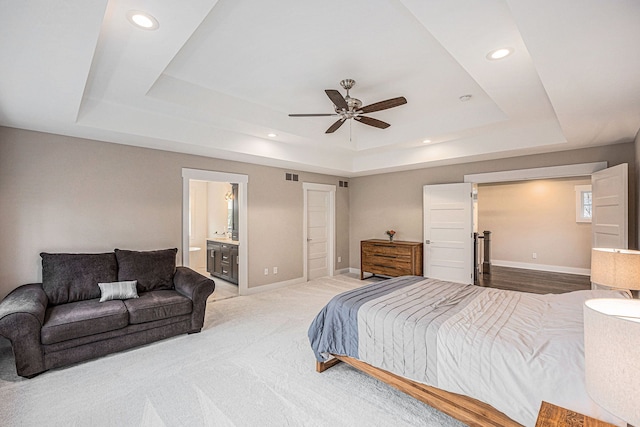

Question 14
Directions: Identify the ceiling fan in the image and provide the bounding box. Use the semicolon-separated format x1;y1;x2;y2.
289;79;407;134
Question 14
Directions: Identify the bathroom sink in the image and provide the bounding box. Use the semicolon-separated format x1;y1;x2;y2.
207;237;239;244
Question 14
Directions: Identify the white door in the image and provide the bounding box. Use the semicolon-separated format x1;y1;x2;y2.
592;163;628;249
188;180;208;273
423;183;475;284
304;184;335;280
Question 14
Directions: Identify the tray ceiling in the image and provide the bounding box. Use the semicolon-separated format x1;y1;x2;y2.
1;0;638;176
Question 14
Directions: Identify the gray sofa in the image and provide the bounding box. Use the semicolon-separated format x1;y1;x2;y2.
0;248;215;378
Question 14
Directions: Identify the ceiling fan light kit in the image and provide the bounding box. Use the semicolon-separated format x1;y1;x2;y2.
289;79;407;133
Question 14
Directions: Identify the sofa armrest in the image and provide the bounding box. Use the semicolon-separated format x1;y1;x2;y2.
173;267;215;332
0;284;48;377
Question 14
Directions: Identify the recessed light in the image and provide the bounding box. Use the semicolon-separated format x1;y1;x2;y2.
422;139;432;144
486;47;513;60
127;11;159;30
459;94;472;102
267;133;277;138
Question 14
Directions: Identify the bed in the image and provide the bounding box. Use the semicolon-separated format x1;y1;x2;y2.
308;276;629;427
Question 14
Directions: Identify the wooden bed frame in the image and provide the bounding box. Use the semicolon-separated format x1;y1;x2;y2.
317;354;523;427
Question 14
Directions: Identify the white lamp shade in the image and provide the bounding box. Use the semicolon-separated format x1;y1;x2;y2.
584;298;640;426
591;248;640;291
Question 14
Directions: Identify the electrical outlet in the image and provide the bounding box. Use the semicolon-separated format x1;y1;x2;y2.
273;267;278;274
264;268;269;275
338;256;342;263
532;252;537;259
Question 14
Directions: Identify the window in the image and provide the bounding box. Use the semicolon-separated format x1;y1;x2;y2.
575;185;592;223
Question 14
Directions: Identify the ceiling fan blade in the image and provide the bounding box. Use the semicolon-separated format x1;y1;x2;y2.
325;119;346;133
359;96;407;114
356;116;390;129
325;89;348;110
289;113;337;117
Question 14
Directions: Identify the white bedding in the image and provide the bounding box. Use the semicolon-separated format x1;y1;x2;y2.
355;279;628;426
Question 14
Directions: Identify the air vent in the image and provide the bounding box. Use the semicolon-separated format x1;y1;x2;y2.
339;180;349;188
285;173;299;182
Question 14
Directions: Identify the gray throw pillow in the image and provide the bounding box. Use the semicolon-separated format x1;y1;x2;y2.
98;281;139;302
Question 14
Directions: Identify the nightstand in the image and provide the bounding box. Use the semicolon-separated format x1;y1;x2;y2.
535;401;617;427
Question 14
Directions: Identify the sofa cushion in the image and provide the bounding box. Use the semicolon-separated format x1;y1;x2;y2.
115;248;177;292
124;290;192;324
41;252;118;305
41;299;128;345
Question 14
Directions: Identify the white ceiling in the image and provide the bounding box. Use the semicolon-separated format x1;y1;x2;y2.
1;0;639;176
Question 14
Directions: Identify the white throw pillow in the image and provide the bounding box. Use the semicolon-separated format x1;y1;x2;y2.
98;280;139;302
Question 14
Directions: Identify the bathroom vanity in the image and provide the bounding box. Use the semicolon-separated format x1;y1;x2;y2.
206;239;239;285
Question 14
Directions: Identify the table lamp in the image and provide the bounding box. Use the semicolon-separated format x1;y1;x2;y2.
591;248;640;298
584;298;640;426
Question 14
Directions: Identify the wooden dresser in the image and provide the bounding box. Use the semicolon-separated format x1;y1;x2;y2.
360;239;423;280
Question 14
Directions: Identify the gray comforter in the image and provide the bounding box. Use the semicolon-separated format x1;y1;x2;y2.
308;276;480;363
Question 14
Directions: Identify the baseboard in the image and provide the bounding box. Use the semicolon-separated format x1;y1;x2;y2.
491;260;590;276
241;271;355;295
241;276;306;295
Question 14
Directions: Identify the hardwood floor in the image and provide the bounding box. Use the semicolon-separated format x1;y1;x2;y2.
476;265;591;294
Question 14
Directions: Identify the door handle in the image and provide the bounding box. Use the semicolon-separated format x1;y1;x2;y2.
425;240;431;244
307;238;312;242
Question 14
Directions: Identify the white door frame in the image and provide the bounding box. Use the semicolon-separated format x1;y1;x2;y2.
303;183;336;281
182;168;249;295
463;162;608;184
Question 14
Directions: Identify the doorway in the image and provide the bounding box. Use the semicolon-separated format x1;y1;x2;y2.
463;162;629;277
182;168;249;296
303;183;336;281
476;177;593;275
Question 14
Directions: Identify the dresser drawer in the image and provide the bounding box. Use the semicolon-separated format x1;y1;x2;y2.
364;254;413;269
363;244;413;258
363;263;413;278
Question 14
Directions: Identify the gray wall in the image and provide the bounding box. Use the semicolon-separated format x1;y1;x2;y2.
1;125;637;300
349;143;636;270
0;127;350;299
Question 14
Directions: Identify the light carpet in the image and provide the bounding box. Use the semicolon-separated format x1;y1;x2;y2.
209;279;239;302
0;274;464;427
